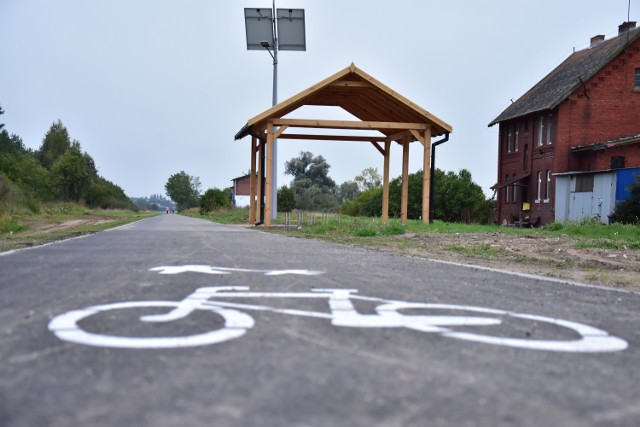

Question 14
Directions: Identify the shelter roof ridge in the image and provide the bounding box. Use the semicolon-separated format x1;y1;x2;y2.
235;63;452;141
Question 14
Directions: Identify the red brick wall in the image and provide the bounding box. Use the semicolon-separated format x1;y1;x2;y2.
496;37;640;225
233;176;251;196
559;38;640;172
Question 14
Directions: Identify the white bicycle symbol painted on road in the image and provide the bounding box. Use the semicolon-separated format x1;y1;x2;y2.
48;266;628;353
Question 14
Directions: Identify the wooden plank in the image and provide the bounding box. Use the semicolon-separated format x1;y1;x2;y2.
386;130;412;143
273;125;289;140
265;121;274;226
410;129;424;146
272;118;429;131
370;141;385;156
401;138;409;225
422;127;432;224
329;81;370;88
277;133;387;142
249;136;257;224
247;65;353;126
382;141;390;224
257;139;263;223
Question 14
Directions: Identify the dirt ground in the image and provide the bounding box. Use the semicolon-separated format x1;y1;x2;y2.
369;232;640;290
3;217;639;291
0;216;125;252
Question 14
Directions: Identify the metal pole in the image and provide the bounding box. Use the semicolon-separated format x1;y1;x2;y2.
271;0;279;220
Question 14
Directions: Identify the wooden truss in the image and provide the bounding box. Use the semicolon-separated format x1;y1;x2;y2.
236;64;452;226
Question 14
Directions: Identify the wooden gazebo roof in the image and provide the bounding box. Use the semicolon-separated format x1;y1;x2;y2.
235;63;452;227
235;63;452;141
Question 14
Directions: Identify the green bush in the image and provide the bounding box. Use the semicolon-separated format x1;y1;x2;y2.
610;175;640;224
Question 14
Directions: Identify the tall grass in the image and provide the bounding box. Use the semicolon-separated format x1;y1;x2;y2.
190;208;639;245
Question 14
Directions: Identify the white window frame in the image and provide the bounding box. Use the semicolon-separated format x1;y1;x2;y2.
544;170;551;203
505;175;509;203
535;171;542;202
538;116;544;147
514;124;519;152
507;126;512;153
546;114;553;145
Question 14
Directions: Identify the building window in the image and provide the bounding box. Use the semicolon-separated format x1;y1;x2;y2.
512;174;517;203
523;144;529;171
514;124;520;152
575;174;594;192
545;170;551;202
505;174;510;203
507;126;512;153
538;116;544;146
536;171;542;202
546;114;553;145
635;68;640;90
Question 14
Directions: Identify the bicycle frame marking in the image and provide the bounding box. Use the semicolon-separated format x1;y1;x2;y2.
48;286;629;352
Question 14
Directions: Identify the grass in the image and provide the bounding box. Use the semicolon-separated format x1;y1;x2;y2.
187;207;640;246
0;203;157;252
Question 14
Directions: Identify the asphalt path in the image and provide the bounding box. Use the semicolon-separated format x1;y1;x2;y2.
1;214;639;427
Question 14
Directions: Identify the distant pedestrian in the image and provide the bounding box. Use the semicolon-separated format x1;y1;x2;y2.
166;207;170;214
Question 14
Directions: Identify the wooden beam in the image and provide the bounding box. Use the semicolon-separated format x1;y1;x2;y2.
257;141;263;224
249;136;257;224
271;118;429;131
382;141;391;224
386;130;412;143
277;133;387;142
370;141;385;156
401;138;409;225
265;121;274;226
329;81;370;88
410;129;424;146
422;127;432;224
273;125;289;140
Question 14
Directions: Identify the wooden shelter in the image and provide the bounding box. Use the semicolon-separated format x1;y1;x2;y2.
234;63;452;226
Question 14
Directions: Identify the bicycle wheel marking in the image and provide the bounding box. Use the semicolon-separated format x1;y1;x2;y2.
48;301;254;349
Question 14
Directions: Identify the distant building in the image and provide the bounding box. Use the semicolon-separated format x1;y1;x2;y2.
489;22;640;225
231;174;252;207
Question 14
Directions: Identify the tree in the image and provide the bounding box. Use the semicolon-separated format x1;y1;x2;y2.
284;151;339;211
37;120;71;169
200;187;231;214
335;180;360;204
432;168;488;223
341;168;489;223
0;105;4;131
49;142;97;201
610;175;640;224
85;177;135;210
165;171;201;211
285;151;336;189
277;185;296;212
354;167;382;191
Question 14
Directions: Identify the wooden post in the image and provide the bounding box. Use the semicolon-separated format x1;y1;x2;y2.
382;141;391;224
256;139;264;224
265;121;274;226
401;137;409;224
249;136;257;224
422;126;432;224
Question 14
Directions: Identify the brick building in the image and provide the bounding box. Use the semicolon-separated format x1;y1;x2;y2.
489;22;640;225
231;174;252;207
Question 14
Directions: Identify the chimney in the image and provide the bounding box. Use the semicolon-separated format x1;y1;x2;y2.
619;21;637;35
590;35;605;47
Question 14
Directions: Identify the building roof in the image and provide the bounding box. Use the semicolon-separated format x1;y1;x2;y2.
235;63;452;141
570;134;640;152
489;25;640;126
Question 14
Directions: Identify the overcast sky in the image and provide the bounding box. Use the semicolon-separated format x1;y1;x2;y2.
1;0;637;198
